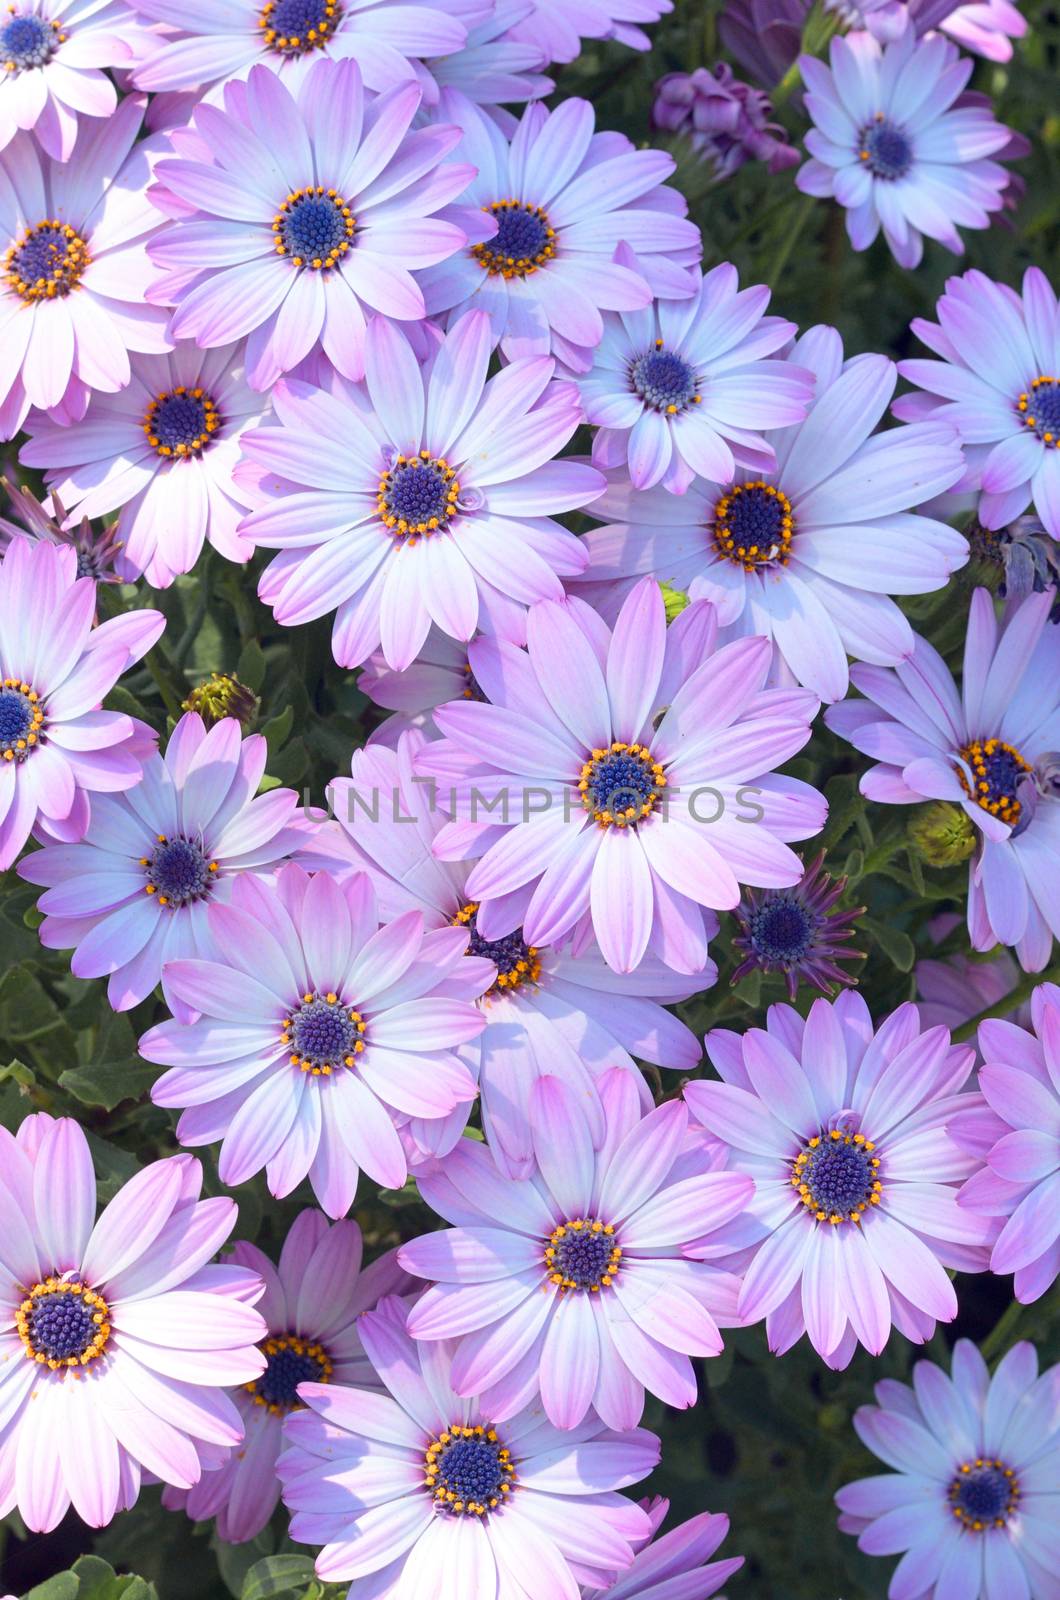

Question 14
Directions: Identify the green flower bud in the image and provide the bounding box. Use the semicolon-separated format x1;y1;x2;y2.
908;802;977;867
659;581;689;623
183;671;258;730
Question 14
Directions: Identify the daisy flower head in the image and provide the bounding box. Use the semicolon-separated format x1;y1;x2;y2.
0;1113;267;1533
731;849;866;999
576;262;814;495
581;1503;743;1599
18;710;314;1010
399;1069;750;1430
0;476;124;583
897;268;1060;539
796;26;1017;268
138;863;489;1218
955;982;1060;1305
147;58;475;391
685;991;996;1368
428;0;552;106
0;0;150;160
131;0;478;102
836;1339;1060;1600
418;92;701;369
329;727;706;1176
419;576;826;976
915;911;1023;1036
0;96;171;439
162;1210;414;1542
826;586;1060;971
20;344;267;588
277;1293;661;1597
0;537;163;870
577;325;968;702
239;309;598;670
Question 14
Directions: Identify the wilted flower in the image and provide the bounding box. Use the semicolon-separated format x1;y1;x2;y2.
730;850;865;998
652;66;800;181
0;478;122;583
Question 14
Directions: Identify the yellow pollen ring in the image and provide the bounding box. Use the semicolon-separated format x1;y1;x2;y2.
790;1129;882;1226
15;1277;112;1371
271;184;355;270
258;0;341;53
544;1218;622;1293
142;385;222;459
243;1332;333;1414
3;218;90;302
0;676;44;760
281;990;367;1076
471;198;556;280
424;1422;517;1517
578;740;667;829
376;450;461;542
452;900;542;997
712;480;795;572
956;736;1031;827
1017;375;1059;447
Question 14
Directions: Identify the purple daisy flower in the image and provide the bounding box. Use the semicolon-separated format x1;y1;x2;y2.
0;477;124;583
916;911;1024;1036
0;0;151;161
796;27;1016;268
955;983;1060;1305
131;0;477;102
430;0;552;105
0;1113;266;1533
731;849;866;999
896;268;1060;539
138;863;488;1217
418;92;700;368
505;0;672;60
18;709;313;1010
238;310;597;670
576;326;968;703
576;264;813;494
826;587;1060;971
0;537;163;870
327;729;706;1175
836;1339;1060;1600
419;577;825;975
359;625;490;739
20;344;267;588
685;991;996;1368
162;1210;413;1543
398;1070;750;1430
277;1293;661;1596
581;1501;743;1599
0;97;171;439
147;59;474;390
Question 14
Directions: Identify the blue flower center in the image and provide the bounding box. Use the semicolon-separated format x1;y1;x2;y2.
0;13;60;70
426;1424;516;1516
791;1129;882;1225
259;0;341;52
273;187;355;270
472;201;555;278
0;681;43;762
714;481;795;571
15;1278;112;1369
630;346;699;414
858;117;913;180
579;740;666;828
749;898;813;962
377;454;460;538
545;1218;621;1292
284;992;366;1076
246;1334;332;1413
453;903;540;996
144;836;215;908
1017;376;1060;447
949;1460;1020;1530
144;387;221;459
958;737;1031;827
4;220;90;302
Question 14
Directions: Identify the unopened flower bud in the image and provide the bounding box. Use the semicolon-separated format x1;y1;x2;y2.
908;802;977;867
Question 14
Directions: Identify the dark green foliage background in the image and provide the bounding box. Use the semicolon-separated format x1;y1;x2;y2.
3;3;1060;1595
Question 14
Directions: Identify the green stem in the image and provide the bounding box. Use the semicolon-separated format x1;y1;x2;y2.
979;1299;1027;1365
953;960;1060;1043
144;647;186;719
765;194;815;289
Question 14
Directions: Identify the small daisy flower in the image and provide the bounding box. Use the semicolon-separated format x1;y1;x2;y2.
238;309;598;670
0;1113;266;1533
581;1502;743;1599
685;991;996;1368
826;586;1060;972
731;849;866;999
18;710;314;1011
418;92;700;368
329;728;706;1175
897;268;1060;539
0;96;171;439
147;58;474;390
162;1210;413;1543
577;325;968;703
0;477;124;582
138;863;489;1218
399;1070;750;1430
277;1294;661;1596
915;911;1025;1036
359;625;490;739
0;537;163;870
955;982;1060;1305
20;344;267;588
0;0;151;161
836;1340;1060;1600
576;264;814;494
797;27;1016;268
131;0;477;102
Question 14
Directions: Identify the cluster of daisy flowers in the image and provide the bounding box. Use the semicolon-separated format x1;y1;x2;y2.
0;0;1056;1596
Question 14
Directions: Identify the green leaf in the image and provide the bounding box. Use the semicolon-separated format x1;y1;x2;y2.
0;963;66;1041
241;1555;318;1600
269;737;308;786
27;1577;81;1600
237;639;268;693
262;706;294;754
85;1129;142;1201
60;1010;156;1111
862;916;916;973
